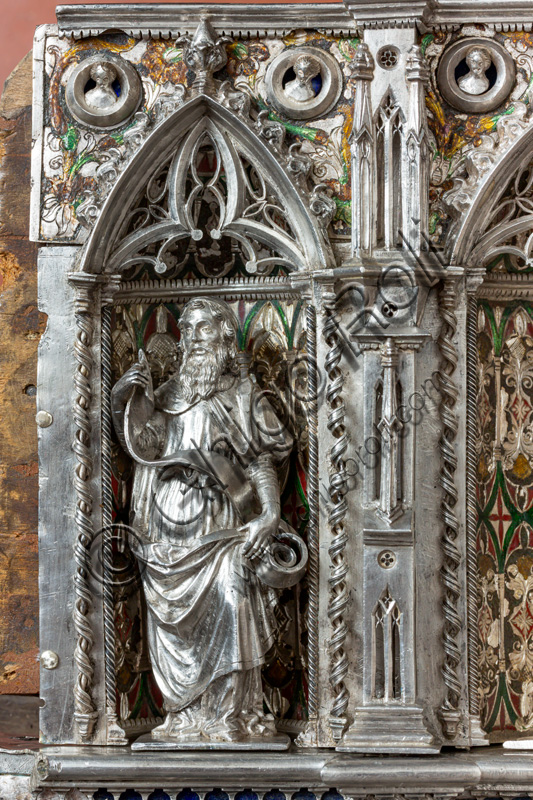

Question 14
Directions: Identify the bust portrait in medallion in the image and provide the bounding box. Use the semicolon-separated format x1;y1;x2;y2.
284;55;321;103
458;46;492;96
111;297;303;747
85;63;119;110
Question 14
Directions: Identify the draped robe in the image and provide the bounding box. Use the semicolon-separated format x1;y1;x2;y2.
128;373;293;712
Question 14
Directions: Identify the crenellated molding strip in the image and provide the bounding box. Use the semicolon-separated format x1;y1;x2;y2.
56;3;357;39
343;0;533;29
56;1;533;40
477;272;533;301
115;277;299;303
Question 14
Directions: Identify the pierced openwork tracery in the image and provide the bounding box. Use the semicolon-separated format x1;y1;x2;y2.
105;116;309;279
376;91;404;250
372;588;402;702
471;153;533;271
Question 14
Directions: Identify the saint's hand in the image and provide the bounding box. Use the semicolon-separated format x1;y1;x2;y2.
114;351;153;404
240;514;278;562
123;363;152;391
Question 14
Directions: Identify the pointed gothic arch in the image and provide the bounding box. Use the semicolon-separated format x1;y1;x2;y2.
450;124;533;266
78;94;335;276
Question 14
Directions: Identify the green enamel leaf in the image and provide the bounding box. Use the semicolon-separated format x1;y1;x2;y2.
420;33;434;55
62;126;79;151
164;47;183;64
228;42;248;60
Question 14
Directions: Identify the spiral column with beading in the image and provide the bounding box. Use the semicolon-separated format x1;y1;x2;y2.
73;304;98;741
437;278;463;738
306;303;320;721
324;297;349;739
101;305;128;743
465;276;488;742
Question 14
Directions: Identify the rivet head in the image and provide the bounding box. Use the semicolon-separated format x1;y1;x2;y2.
41;650;59;670
36;410;53;428
378;550;397;569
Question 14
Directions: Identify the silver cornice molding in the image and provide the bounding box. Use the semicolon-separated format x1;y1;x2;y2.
342;0;432;28
342;0;533;29
55;3;358;39
477;272;533;300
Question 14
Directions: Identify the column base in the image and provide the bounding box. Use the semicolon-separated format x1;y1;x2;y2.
469;714;489;746
337;705;441;754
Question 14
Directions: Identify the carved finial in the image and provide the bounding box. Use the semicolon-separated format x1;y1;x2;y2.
406;44;430;83
352;42;374;81
178;17;230;95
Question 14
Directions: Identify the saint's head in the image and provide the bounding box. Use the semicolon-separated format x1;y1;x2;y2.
177;298;239;401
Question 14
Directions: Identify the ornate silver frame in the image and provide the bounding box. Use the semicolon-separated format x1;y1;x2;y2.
29;1;533;783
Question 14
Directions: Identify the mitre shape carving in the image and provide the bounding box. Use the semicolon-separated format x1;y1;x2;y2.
177;17;230;95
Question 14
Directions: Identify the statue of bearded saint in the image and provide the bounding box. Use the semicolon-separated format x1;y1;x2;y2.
111;298;294;747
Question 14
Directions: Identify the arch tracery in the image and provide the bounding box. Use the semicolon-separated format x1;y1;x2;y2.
447;119;533;266
79;94;336;277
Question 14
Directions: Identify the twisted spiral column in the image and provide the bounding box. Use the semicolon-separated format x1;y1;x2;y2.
73;308;98;741
324;299;349;739
465;278;487;741
101;306;128;743
437;278;462;738
306;303;320;720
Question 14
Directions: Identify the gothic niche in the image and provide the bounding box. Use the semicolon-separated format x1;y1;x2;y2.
108;296;310;741
86;67;323;745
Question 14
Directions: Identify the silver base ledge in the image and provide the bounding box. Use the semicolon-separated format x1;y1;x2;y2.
338;706;439;754
131;733;291;751
30;746;533;796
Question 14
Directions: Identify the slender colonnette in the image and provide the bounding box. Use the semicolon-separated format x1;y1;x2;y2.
305;302;320;723
73;295;98;741
437;278;462;736
101;304;128;743
466;289;481;722
324;295;349;739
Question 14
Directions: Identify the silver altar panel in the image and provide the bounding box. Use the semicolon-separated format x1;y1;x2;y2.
29;0;533;771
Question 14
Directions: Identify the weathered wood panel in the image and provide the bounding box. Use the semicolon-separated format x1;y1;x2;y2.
0;52;40;694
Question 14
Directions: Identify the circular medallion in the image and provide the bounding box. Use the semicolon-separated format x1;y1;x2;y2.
378;550;397;570
66;54;142;129
377;45;400;71
265;47;343;121
437;37;515;113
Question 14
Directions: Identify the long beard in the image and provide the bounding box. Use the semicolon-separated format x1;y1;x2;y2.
177;346;227;402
